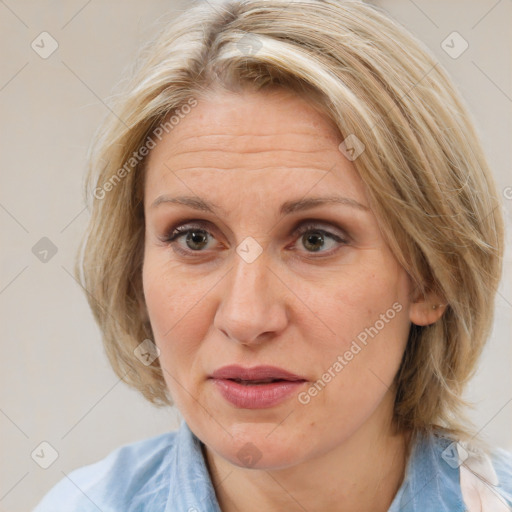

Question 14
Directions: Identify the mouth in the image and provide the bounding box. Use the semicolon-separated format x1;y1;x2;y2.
209;364;306;383
209;365;307;409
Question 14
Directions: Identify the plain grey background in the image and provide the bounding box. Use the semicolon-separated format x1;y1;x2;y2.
0;1;511;511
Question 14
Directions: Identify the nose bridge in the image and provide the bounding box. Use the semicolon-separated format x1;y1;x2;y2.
227;248;272;311
214;247;287;344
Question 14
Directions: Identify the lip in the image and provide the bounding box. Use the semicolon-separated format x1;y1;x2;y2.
209;365;307;409
210;365;305;381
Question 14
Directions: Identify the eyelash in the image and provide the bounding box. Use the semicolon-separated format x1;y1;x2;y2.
161;219;349;259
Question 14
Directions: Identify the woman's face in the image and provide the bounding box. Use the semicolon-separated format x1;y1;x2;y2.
142;88;426;469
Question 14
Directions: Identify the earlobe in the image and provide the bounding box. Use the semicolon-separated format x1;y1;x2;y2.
409;298;447;326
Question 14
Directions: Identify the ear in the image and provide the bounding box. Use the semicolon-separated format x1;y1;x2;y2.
408;286;447;327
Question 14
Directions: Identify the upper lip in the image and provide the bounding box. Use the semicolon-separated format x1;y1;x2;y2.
210;365;306;381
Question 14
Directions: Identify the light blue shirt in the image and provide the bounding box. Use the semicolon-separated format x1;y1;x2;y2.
33;420;512;511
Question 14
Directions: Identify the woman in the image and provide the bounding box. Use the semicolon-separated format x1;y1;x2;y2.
34;0;512;510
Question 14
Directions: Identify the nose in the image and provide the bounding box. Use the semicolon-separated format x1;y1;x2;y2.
213;249;289;346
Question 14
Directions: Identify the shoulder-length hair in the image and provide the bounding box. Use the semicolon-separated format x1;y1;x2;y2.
76;0;504;443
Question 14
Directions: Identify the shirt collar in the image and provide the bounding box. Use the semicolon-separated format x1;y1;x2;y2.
388;428;466;511
166;420;222;512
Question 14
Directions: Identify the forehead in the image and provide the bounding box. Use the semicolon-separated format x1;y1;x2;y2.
143;88;366;205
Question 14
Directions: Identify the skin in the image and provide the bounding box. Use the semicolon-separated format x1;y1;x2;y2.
142;87;445;512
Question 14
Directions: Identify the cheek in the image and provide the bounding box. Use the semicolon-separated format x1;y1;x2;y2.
307;263;408;346
142;257;216;413
302;256;412;401
336;268;410;369
300;274;410;433
142;253;211;365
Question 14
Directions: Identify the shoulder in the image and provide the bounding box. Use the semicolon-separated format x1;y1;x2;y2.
488;445;512;505
394;429;512;512
32;430;178;512
431;431;512;510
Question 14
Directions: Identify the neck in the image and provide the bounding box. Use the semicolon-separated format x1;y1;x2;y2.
202;406;414;512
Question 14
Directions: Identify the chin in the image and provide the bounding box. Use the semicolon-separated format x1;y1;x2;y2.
206;424;309;470
223;443;304;471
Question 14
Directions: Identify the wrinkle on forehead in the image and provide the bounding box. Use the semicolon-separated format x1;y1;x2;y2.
145;88;343;172
141;87;370;225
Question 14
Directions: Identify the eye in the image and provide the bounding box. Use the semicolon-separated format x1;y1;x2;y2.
161;219;349;258
290;222;348;255
162;221;219;255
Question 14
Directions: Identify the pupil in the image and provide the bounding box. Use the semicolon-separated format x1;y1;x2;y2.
304;232;324;252
186;230;208;250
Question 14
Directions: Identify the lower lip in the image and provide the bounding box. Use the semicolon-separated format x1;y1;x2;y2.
211;378;306;409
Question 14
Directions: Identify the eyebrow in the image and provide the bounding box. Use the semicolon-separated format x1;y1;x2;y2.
150;194;370;216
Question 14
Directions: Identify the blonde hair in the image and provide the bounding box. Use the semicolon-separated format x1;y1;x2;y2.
76;0;504;444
